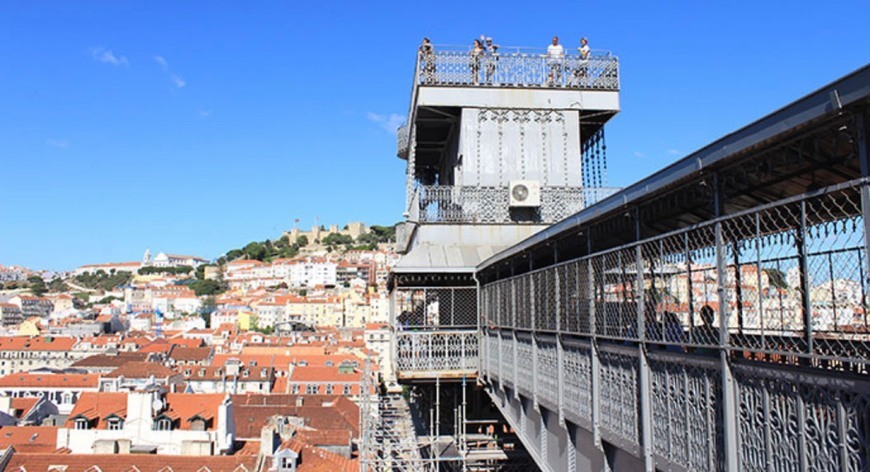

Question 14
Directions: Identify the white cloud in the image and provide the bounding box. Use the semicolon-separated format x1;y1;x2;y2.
667;149;681;156
153;54;186;89
633;151;646;158
47;138;70;149
154;55;169;71
89;47;128;67
367;112;405;135
199;109;212;117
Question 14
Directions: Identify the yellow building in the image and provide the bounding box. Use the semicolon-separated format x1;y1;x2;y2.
237;310;259;331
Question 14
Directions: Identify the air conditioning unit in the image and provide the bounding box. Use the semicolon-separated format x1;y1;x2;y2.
509;180;541;207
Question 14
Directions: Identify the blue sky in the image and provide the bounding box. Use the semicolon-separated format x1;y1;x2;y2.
1;1;868;271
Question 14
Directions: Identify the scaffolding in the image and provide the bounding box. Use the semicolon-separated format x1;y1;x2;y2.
360;360;540;471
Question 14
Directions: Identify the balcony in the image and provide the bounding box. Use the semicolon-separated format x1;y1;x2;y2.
395;330;479;379
416;47;619;90
406;185;620;224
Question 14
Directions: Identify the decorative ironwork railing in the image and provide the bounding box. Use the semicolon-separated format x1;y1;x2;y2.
407;185;621;224
394;330;479;375
479;178;870;470
417;49;619;90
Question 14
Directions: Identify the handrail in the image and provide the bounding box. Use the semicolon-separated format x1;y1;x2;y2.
416;50;619;89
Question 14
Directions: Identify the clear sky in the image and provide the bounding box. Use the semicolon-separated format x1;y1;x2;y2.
1;1;868;271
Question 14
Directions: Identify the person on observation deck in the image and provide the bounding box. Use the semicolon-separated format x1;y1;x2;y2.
470;39;485;85
419;37;436;84
484;37;500;84
546;36;564;86
572;37;591;87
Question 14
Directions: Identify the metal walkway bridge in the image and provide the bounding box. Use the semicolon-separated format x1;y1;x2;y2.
476;66;870;471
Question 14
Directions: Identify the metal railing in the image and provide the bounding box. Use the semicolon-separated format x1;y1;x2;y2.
407;185;621;224
417;49;619;90
395;330;479;375
480;178;870;470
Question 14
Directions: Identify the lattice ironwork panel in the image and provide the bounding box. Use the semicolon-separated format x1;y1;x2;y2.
598;346;640;448
516;334;535;396
649;355;722;471
417;50;620;90
735;367;870;472
485;333;499;377
562;341;593;425
500;333;515;387
536;337;560;407
394;331;478;374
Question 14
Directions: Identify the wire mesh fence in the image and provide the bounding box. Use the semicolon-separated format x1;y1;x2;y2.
482;178;870;372
393;287;478;329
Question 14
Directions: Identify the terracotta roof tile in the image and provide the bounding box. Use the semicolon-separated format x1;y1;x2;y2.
0;426;59;453
0;337;77;352
6;452;257;472
65;392;127;429
103;361;179;379
0;373;99;389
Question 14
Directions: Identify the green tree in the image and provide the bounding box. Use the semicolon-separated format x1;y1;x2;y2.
295;235;309;247
190;279;226;296
202;295;217;313
226;249;244;261
27;276;47;296
243;241;267;261
370;224;397;243
322;233;353;247
48;278;68;293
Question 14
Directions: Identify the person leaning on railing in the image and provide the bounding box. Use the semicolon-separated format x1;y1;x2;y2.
469;39;484;85
419;37;436;84
546;36;565;86
484;37;500;84
571;37;590;87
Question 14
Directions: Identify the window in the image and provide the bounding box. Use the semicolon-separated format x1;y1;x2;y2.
325;384;334;395
74;418;89;430
107;418;123;430
155;418;173;431
189;417;207;431
325;361;333;367
306;384;319;395
343;384;352;395
291;384;300;394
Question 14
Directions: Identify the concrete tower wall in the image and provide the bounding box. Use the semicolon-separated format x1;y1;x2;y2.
457;108;581;188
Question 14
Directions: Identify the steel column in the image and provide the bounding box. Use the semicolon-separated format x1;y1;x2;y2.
714;172;740;471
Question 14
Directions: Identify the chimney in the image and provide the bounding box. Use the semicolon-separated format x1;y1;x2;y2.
295;397;303;407
259;425;278;456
